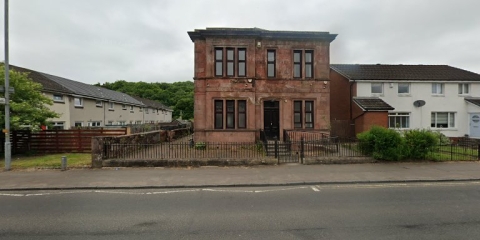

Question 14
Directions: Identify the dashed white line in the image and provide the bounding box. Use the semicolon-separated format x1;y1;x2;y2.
310;186;320;192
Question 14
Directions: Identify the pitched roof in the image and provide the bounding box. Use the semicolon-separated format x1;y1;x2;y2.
132;96;172;111
8;65;144;105
188;27;337;42
465;98;480;107
353;97;394;111
331;64;480;81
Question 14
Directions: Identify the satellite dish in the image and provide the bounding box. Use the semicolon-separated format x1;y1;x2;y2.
413;100;426;107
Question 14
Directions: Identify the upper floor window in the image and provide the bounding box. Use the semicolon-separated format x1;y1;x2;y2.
294;100;314;129
267;50;276;78
458;83;470;95
215;47;246;77
130;105;134;112
432;83;444;95
293;50;302;78
109;102;114;110
74;97;83;107
398;83;410;94
371;83;383;94
96;100;103;107
53;94;64;102
122;104;127;110
293;50;314;79
88;121;101;127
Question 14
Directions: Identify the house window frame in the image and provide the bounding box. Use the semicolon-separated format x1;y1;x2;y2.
74;121;83;127
458;83;470;95
432;83;444;95
238;100;247;129
51;121;65;130
74;97;83;107
95;100;103;107
293;50;302;78
53;94;64;103
237;48;246;77
214;100;223;129
226;48;235;77
267;49;276;78
130;105;134;113
294;100;315;129
214;99;248;130
226;100;235;129
431;112;455;129
305;50;314;79
371;83;384;95
294;101;303;129
398;83;410;95
388;112;410;129
122;104;127;110
215;48;223;77
108;102;114;110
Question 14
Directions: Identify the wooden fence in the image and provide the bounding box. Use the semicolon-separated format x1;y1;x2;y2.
1;128;127;154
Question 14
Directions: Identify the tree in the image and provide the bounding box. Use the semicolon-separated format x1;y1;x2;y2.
97;80;194;120
0;66;59;131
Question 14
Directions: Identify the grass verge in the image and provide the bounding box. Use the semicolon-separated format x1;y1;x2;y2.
0;153;91;169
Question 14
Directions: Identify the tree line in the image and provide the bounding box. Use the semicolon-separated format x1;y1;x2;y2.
95;80;194;120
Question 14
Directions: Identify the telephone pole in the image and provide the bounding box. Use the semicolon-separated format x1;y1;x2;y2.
4;0;11;170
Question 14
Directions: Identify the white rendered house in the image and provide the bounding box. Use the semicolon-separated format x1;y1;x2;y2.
331;64;480;138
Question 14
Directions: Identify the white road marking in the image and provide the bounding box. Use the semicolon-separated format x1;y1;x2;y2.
1;182;478;197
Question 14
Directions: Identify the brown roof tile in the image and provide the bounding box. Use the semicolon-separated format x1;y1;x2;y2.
353;97;394;111
331;64;480;81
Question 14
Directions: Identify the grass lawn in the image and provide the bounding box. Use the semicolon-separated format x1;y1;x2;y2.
0;153;91;169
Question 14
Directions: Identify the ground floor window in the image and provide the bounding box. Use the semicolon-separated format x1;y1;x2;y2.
214;99;247;129
50;121;65;130
74;121;83;127
87;121;101;127
389;112;410;129
431;112;455;128
294;100;314;129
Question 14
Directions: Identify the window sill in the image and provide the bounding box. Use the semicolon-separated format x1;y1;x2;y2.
432;94;445;97
430;128;457;131
74;106;83;108
108;109;114;111
53;100;65;103
398;94;411;97
96;105;103;108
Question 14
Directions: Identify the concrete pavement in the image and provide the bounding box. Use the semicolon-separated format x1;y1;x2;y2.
1;161;480;191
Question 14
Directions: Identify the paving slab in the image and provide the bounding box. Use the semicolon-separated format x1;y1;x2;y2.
1;162;480;191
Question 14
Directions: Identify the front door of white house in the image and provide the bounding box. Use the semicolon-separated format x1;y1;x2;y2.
469;114;480;138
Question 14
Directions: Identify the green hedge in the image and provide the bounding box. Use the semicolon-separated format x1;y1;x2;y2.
357;126;441;161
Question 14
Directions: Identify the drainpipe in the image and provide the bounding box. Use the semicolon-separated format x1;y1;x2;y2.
349;80;355;119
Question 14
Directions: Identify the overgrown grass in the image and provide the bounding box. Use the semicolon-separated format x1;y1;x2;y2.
0;153;91;169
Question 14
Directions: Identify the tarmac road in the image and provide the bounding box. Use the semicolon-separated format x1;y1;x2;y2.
1;181;480;239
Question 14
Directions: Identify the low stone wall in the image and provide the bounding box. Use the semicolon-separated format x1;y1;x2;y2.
303;157;376;164
102;158;277;168
92;130;166;168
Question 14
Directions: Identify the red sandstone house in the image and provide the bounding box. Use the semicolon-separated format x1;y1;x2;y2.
188;28;337;143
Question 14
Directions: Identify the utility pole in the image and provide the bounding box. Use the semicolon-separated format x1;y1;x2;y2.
4;0;11;171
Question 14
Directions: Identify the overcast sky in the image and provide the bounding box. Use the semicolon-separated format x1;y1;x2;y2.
1;0;479;85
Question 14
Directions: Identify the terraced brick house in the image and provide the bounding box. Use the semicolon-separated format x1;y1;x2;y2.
188;27;337;142
330;64;480;138
10;65;172;129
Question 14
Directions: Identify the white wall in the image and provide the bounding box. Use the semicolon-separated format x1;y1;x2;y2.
356;81;480;137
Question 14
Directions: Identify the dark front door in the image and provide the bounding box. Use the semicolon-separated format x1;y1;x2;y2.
264;101;280;139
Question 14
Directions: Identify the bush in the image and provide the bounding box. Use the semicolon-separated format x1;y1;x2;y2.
195;142;206;150
403;129;437;159
431;131;451;145
357;126;404;161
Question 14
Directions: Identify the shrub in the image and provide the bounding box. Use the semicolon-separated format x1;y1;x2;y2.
403;129;437;160
431;131;451;145
357;126;404;161
195;142;206;150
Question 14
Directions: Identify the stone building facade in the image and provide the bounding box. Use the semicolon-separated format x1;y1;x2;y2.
188;28;337;143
